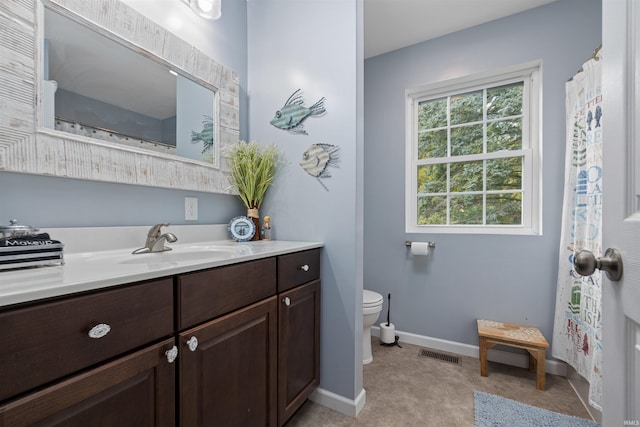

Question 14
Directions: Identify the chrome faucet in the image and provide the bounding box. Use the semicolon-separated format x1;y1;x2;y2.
132;223;178;254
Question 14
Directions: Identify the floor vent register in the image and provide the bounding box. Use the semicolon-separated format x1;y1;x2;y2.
418;348;460;365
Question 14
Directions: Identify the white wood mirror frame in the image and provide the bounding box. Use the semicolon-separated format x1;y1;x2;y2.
0;0;239;194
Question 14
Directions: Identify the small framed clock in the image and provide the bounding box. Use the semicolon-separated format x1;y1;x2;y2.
228;216;256;242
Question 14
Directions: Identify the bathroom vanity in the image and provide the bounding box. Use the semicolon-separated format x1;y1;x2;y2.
0;237;321;427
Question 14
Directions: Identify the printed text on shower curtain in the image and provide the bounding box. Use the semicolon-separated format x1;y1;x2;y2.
552;56;603;410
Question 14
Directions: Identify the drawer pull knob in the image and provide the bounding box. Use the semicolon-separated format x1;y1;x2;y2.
299;264;310;272
283;297;291;306
187;336;199;352
165;346;178;363
88;323;111;339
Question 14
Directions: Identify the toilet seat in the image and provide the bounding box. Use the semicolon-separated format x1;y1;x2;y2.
363;290;383;307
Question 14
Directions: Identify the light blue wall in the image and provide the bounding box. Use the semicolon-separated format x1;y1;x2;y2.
55;89;168;143
247;0;363;401
0;0;248;228
176;74;215;161
364;0;601;352
0;171;243;228
162;116;177;146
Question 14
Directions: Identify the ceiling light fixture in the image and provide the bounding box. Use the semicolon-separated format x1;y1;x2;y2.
185;0;221;20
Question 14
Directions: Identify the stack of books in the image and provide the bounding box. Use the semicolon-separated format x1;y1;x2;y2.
0;233;64;270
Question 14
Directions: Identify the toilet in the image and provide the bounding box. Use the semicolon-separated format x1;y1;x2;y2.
362;289;384;364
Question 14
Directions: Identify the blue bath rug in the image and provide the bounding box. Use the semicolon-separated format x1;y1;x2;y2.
474;391;599;427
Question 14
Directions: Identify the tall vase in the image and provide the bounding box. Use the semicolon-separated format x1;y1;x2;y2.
247;207;261;241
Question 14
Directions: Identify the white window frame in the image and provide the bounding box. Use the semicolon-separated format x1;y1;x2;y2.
405;61;542;235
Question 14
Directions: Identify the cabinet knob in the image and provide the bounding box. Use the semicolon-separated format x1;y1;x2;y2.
298;264;310;272
88;323;111;339
186;336;199;352
165;346;178;363
283;297;291;306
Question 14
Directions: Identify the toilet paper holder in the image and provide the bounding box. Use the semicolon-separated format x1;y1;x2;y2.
405;240;436;248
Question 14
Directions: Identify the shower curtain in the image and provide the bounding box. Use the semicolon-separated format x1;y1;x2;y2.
552;52;603;410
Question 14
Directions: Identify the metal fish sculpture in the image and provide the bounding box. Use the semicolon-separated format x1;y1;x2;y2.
300;143;339;191
191;115;214;154
270;89;326;135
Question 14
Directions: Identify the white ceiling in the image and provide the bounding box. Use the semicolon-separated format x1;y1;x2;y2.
364;0;558;59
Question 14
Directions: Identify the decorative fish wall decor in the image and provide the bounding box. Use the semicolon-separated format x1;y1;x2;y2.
270;89;326;135
191;115;214;154
300;143;339;191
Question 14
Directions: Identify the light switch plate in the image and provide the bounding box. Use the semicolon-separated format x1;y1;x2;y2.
185;197;198;221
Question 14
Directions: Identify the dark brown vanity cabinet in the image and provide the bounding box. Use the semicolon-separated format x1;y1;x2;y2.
176;258;279;426
0;279;176;427
277;279;321;426
0;338;176;427
0;248;321;427
176;248;321;427
178;297;278;426
276;249;321;426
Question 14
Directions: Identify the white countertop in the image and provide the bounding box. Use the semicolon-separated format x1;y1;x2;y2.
0;225;322;308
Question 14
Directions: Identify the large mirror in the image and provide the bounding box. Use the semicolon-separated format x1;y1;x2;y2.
44;7;218;164
0;0;239;193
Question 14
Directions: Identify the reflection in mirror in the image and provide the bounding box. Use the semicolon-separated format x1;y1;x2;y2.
1;0;239;193
43;7;218;165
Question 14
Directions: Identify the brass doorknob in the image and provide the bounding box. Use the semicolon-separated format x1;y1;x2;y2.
574;248;623;281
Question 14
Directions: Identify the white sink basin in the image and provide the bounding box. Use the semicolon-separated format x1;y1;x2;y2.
119;247;237;265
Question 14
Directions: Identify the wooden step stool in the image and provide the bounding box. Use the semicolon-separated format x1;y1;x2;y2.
477;319;549;390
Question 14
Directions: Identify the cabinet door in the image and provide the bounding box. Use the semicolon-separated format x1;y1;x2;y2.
179;296;278;427
0;338;176;427
278;280;320;426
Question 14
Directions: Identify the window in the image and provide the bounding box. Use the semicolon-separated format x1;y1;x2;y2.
405;62;542;235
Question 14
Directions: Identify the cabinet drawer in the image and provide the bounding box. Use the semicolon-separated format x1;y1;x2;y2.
177;257;277;330
277;249;320;292
0;279;173;402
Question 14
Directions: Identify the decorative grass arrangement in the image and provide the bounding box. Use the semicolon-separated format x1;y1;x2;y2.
226;141;282;239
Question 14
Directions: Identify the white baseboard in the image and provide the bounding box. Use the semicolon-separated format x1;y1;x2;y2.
371;326;567;377
309;387;366;418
